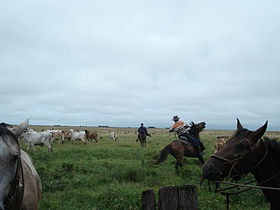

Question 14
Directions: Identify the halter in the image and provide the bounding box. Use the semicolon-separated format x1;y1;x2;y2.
1;126;24;210
210;138;266;180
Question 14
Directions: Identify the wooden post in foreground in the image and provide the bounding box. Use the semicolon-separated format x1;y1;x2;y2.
142;189;156;210
158;185;199;210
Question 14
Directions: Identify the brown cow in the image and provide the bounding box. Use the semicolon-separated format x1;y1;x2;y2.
62;130;72;142
214;136;229;153
85;130;98;143
51;132;64;144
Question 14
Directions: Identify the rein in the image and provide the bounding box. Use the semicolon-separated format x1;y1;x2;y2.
2;128;24;210
208;138;280;210
211;170;280;210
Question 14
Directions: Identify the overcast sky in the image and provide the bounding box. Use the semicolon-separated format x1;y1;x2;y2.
0;0;280;130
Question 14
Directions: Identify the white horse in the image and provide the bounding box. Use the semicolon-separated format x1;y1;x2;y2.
110;131;118;142
70;131;86;144
0;119;42;209
21;130;53;154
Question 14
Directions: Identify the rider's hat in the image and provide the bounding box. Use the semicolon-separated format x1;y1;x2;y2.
141;123;144;125
172;115;180;121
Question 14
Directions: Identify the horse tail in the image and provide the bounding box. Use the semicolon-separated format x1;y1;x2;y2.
155;144;172;164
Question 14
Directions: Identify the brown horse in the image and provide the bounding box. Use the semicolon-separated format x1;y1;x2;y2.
203;119;280;210
85;130;98;143
155;122;206;173
138;132;146;148
0;119;42;210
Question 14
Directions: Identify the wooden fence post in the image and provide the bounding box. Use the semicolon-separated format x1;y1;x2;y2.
142;189;156;210
158;185;199;210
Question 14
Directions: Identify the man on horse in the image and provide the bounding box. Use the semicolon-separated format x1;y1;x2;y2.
137;123;151;141
169;115;205;156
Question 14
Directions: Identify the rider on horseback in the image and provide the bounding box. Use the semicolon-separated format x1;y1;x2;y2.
137;123;151;141
169;115;205;156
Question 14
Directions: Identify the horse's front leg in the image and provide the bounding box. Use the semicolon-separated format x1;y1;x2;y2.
27;143;31;152
175;157;183;175
46;142;52;153
198;155;204;165
32;145;37;155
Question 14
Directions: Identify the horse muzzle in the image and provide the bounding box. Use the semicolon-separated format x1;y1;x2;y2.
202;159;224;181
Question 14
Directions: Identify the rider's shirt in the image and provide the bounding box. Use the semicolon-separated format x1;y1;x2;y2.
138;126;148;135
170;121;187;135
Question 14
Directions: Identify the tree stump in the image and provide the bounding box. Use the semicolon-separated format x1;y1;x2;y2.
142;189;156;210
158;185;199;210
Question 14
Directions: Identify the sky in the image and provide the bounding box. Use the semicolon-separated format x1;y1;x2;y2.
0;0;280;130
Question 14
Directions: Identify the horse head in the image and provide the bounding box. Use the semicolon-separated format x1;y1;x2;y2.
188;122;206;140
202;119;267;181
0;119;29;209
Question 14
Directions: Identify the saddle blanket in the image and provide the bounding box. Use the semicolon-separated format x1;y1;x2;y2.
179;136;191;146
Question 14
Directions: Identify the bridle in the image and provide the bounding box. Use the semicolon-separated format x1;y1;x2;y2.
210;138;266;180
1;127;24;210
207;137;280;210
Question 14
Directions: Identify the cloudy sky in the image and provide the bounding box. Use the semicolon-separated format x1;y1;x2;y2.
0;0;280;130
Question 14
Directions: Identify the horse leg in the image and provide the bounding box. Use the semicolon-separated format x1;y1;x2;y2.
198;155;204;165
175;157;183;175
32;145;37;155
27;144;31;152
45;142;52;153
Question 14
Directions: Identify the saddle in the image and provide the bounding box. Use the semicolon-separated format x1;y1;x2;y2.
179;136;192;146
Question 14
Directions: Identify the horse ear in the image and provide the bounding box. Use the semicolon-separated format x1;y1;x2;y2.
237;118;243;130
252;121;268;141
8;119;29;138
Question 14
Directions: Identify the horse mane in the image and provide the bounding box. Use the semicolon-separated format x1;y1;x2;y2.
0;124;14;137
227;128;251;144
189;121;195;127
263;136;280;161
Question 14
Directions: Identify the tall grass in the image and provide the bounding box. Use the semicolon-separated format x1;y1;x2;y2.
22;127;274;210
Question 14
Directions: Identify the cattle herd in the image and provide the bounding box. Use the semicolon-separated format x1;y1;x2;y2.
18;127;119;154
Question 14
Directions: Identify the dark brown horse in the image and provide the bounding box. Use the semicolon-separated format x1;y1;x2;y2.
138;132;146;148
155;122;206;173
203;119;280;210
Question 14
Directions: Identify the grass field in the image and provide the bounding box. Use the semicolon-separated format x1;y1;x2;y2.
22;126;279;210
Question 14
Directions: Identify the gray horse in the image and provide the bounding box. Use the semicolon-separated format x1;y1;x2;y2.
0;119;42;210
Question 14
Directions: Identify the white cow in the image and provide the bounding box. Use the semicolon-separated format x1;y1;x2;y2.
70;131;87;144
110;132;118;142
21;130;53;154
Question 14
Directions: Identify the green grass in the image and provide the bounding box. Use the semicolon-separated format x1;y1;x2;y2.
22;128;273;210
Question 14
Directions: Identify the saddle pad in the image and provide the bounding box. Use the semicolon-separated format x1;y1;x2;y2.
179;137;191;146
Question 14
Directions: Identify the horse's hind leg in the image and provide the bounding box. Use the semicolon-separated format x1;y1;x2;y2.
175;157;183;174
